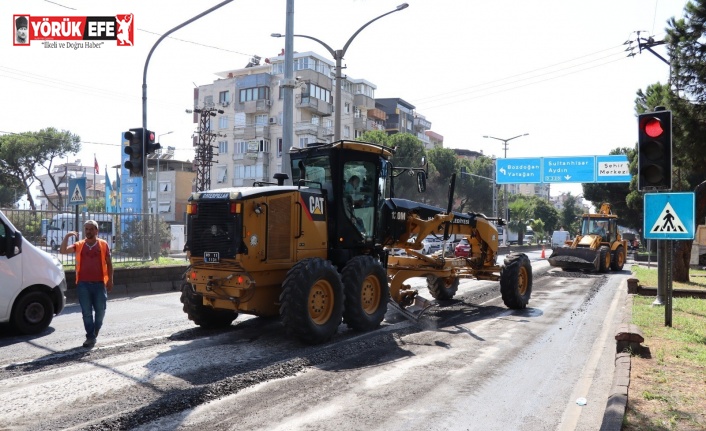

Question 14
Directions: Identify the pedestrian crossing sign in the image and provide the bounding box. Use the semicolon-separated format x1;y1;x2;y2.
643;192;695;240
68;177;86;205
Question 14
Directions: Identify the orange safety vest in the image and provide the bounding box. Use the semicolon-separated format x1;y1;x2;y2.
74;239;110;284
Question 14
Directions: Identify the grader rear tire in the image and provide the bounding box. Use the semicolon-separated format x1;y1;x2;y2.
341;256;389;332
180;282;238;329
500;253;532;309
427;275;460;300
280;258;344;344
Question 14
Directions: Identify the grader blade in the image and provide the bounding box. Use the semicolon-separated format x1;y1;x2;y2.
387;296;435;321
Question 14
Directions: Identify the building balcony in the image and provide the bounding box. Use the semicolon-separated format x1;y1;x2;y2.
237;99;273;114
414;117;432;131
294;122;333;140
367;108;387;121
296;95;333;116
233;125;270;140
353;93;374;109
236;151;270;166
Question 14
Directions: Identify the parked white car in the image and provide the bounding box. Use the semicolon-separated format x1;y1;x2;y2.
0;210;67;334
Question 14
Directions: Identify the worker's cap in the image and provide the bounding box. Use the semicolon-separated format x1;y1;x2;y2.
84;220;99;229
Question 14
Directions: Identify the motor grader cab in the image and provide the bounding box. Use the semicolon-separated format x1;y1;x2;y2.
547;203;627;272
182;140;532;344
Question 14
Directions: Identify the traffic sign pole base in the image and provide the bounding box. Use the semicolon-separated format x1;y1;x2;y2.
652;295;665;306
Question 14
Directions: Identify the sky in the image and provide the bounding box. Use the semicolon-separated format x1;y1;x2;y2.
0;0;687;199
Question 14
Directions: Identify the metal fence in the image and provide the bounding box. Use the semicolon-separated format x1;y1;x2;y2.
1;206;170;267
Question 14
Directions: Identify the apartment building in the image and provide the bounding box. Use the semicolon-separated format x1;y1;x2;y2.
194;52;441;187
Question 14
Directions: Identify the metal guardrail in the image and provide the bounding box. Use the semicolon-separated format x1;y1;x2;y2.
1;207;169;267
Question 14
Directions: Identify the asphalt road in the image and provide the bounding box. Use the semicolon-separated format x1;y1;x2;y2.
0;250;630;431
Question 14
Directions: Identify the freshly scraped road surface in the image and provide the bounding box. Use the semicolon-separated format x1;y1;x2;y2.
0;256;628;431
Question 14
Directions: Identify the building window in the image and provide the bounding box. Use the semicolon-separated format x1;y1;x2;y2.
219;116;228;129
277;138;283;157
219;91;230;104
158;181;171;192
239;86;270;103
216;166;227;183
218;141;228;154
344;102;350;114
158;202;171;213
255;114;268;126
343;125;350;138
354;107;361;118
305;83;331;103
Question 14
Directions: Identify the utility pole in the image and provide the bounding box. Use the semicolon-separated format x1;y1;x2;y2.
190;107;223;192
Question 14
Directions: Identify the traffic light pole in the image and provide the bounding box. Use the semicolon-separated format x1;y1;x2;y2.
139;0;234;259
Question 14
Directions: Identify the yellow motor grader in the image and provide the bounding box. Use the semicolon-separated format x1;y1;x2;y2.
181;140;532;344
547;203;627;272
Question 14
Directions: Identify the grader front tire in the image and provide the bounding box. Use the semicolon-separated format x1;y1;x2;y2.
427;276;460;300
500;253;532;309
342;256;389;332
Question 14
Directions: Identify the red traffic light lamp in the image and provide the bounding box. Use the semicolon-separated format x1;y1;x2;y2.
637;109;672;191
145;129;161;155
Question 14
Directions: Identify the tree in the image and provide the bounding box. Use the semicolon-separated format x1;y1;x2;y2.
387;133;427;200
0;128;81;210
529;197;560;235
508;198;533;245
559;194;583;236
582;147;642;230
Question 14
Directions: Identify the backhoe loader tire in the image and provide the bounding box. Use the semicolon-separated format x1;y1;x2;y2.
500;253;532;309
598;246;611;273
342;255;389;332
610;245;625;271
180;282;238;329
280;258;344;345
427;275;460;300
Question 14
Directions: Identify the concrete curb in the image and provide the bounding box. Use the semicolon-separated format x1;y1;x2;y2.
600;280;634;431
64;265;188;303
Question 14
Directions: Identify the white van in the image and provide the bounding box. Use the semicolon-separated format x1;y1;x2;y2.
46;213;115;250
551;230;571;248
1;210;67;334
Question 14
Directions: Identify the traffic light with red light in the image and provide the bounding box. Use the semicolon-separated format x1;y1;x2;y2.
637;110;672;191
145;129;161;155
123;127;144;177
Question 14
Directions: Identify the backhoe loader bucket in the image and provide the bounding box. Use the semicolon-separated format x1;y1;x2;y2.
547;247;600;271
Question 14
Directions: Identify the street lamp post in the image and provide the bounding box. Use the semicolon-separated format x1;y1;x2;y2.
483;133;529;246
154;131;173;256
272;3;408;141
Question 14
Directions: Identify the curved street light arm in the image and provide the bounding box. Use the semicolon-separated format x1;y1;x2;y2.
290;34;336;58
341;3;408;55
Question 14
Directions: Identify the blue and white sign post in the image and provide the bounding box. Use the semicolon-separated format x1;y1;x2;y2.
643;192;694;324
643;192;695;240
542;156;595;184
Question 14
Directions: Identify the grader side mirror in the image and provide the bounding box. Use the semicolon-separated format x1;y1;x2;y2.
417;171;426;193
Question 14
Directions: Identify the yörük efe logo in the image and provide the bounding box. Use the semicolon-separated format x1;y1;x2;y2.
13;14;134;48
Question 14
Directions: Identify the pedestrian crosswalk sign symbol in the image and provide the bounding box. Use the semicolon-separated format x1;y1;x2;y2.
70;184;84;202
649;202;686;233
68;177;86;205
643;192;695;240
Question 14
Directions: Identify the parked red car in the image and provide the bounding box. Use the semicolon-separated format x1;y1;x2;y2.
454;237;471;257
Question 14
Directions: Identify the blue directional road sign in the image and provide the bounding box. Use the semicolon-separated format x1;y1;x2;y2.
496;157;541;184
643;192;695;240
596;155;631;183
68;177;86;206
542;156;595;183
